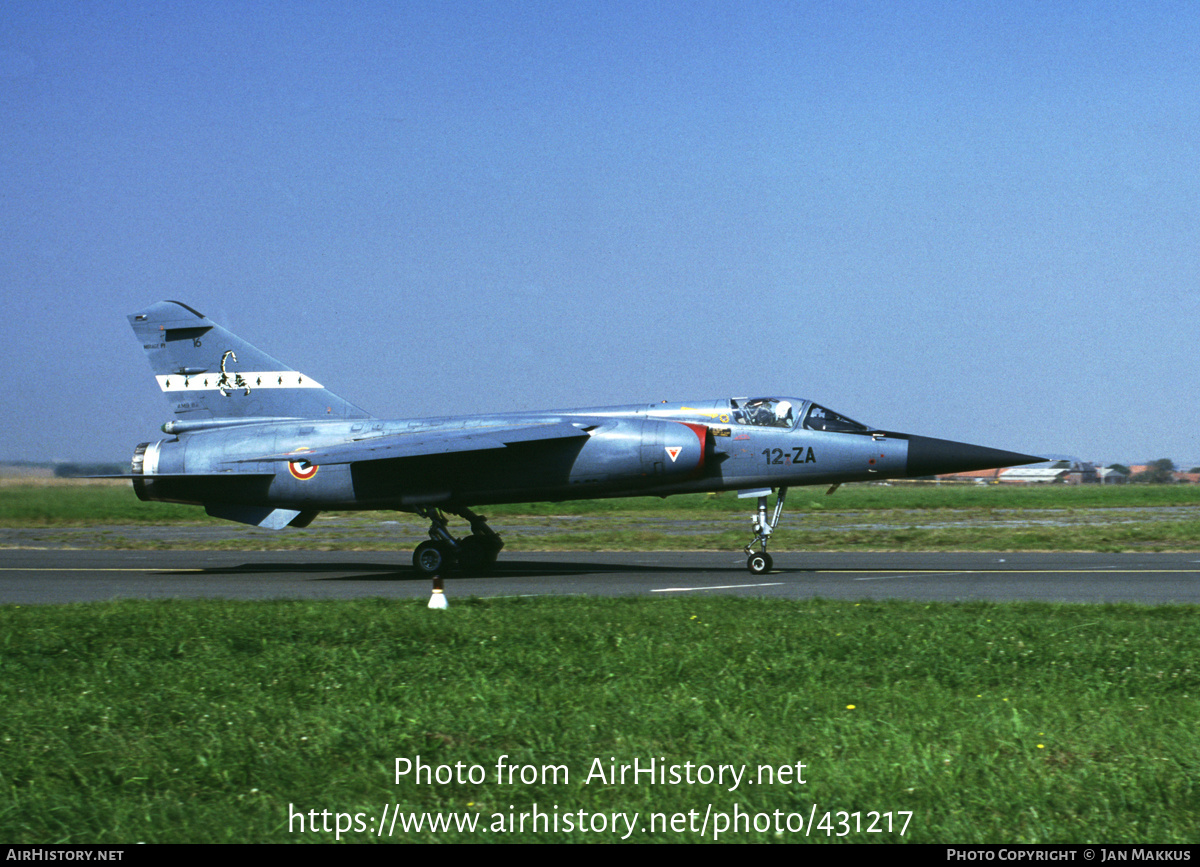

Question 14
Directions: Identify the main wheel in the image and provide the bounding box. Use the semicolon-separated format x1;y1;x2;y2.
413;540;454;576
747;551;773;575
457;535;500;574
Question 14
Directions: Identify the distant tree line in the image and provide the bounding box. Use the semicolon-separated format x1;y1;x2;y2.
53;462;126;477
1128;458;1178;484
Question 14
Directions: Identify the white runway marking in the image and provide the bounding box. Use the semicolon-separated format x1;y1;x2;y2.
853;571;977;581
652;582;785;592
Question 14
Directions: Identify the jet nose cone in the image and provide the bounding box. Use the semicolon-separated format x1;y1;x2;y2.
904;435;1045;478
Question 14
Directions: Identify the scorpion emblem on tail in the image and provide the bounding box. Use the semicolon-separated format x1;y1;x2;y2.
217;350;250;397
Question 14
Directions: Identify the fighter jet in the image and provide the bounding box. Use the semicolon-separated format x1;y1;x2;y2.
121;301;1043;575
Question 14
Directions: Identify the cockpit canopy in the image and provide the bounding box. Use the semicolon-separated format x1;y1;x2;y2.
731;397;796;428
802;403;871;433
728;398;873;433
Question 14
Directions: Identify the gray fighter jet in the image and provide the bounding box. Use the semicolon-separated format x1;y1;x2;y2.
123;301;1043;575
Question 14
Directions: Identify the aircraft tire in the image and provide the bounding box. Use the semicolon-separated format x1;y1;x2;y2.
747;552;773;575
457;535;499;574
413;540;454;576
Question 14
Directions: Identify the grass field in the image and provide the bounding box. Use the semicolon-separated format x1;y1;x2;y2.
1;596;1198;843
6;478;1200;522
2;482;1198;844
2;481;1198;552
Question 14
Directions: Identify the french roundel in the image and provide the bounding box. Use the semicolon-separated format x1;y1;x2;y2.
288;448;318;481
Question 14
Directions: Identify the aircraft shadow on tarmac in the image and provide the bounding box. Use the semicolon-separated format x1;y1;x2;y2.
164;559;821;581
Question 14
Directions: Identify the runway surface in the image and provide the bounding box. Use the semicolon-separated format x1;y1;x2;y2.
2;549;1200;605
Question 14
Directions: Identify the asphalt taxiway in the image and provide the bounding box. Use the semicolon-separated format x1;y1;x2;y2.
2;549;1199;605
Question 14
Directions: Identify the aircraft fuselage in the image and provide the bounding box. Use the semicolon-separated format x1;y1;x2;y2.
133;397;990;513
120;300;1044;573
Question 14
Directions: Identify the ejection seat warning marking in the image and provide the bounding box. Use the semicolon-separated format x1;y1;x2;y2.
665;446;683;462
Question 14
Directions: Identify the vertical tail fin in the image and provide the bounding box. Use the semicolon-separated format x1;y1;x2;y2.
129;300;372;421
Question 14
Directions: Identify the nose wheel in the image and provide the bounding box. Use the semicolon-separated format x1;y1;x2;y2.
743;487;787;574
747;551;774;575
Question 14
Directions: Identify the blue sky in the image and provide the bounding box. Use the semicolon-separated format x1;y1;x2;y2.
2;1;1197;466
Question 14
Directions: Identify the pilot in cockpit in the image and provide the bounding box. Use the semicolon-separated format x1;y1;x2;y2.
736;398;794;428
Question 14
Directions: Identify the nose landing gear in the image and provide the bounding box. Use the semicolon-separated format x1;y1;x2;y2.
743;487;787;574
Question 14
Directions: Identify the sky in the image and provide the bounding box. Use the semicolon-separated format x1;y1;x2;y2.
2;1;1198;467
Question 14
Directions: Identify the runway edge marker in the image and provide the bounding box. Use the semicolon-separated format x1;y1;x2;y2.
428;574;448;610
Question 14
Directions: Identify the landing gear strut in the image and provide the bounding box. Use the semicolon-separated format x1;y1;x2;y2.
412;506;505;576
743;487;787;574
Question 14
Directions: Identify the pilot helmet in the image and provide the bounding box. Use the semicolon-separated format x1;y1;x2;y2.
775;400;793;424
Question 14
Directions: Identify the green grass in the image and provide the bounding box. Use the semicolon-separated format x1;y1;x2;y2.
5;482;1200;527
4;482;1198;552
2;597;1198;843
0;483;200;525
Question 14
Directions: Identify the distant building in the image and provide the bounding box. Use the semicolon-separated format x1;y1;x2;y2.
936;460;1105;485
1063;462;1098;484
934;467;1006;483
998;466;1071;484
1124;464;1199;484
934;460;1198;485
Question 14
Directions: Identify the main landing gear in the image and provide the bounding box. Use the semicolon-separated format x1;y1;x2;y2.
743;487;787;575
412;506;505;576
